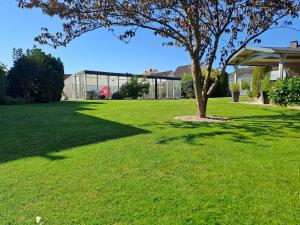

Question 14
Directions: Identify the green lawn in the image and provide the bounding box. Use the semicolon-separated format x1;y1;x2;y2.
0;98;299;224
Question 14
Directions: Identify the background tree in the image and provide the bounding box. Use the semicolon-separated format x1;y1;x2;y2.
0;63;6;103
17;0;300;117
7;47;64;103
120;77;150;99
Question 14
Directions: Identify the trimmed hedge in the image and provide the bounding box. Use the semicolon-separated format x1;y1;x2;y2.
270;77;300;106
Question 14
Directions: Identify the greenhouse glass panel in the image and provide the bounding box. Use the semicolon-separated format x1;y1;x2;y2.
174;80;181;98
147;78;155;99
86;74;98;92
119;77;128;89
109;76;119;94
159;79;167;99
167;80;174;98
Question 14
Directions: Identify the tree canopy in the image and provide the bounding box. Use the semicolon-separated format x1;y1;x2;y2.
0;63;6;103
17;0;300;117
7;47;64;103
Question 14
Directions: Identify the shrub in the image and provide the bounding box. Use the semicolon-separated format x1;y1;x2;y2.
247;90;254;98
112;91;124;99
230;83;240;93
86;90;98;100
252;66;272;98
210;71;229;97
270;77;300;106
288;76;300;104
120;76;150;99
241;80;250;90
181;74;195;98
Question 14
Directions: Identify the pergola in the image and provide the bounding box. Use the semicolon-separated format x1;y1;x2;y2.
228;43;300;83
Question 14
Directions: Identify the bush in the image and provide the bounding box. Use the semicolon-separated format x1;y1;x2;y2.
270;77;300;106
247;90;254;98
181;74;195;98
230;83;240;93
210;71;229;97
112;91;124;99
120;76;150;99
252;66;272;98
86;90;98;100
241;80;250;90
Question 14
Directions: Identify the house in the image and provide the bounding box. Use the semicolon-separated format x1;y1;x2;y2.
173;65;192;78
145;65;193;79
64;74;72;80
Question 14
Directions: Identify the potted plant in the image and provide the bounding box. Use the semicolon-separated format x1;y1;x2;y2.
230;83;240;102
261;75;271;104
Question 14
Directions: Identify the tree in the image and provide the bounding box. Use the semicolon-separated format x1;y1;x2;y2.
7;47;64;103
252;66;272;98
182;70;228;98
7;49;37;102
17;0;300;117
0;63;6;103
120;76;150;99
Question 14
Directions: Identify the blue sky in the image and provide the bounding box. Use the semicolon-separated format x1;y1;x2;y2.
1;1;300;74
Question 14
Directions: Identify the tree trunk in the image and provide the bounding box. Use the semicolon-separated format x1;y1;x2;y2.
191;56;207;118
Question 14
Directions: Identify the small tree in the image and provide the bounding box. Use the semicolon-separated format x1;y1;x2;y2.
0;63;6;103
120;76;150;99
17;0;300;117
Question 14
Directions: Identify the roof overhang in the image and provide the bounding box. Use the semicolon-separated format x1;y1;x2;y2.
228;46;300;67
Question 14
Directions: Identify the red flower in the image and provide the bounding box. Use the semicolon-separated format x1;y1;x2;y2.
100;86;112;98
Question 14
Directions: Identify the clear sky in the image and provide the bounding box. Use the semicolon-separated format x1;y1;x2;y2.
1;1;300;74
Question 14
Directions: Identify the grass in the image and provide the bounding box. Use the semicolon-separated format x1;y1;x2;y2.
0;98;299;224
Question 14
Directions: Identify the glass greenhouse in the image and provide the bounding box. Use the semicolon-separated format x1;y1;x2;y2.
64;70;181;100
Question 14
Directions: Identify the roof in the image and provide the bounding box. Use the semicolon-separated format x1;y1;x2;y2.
146;70;174;78
229;46;300;67
173;65;192;78
64;74;72;80
75;70;181;80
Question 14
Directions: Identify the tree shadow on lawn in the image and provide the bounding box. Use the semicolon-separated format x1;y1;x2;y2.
143;109;300;145
0;102;150;164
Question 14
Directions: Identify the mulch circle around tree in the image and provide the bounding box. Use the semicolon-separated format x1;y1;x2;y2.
175;116;229;123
